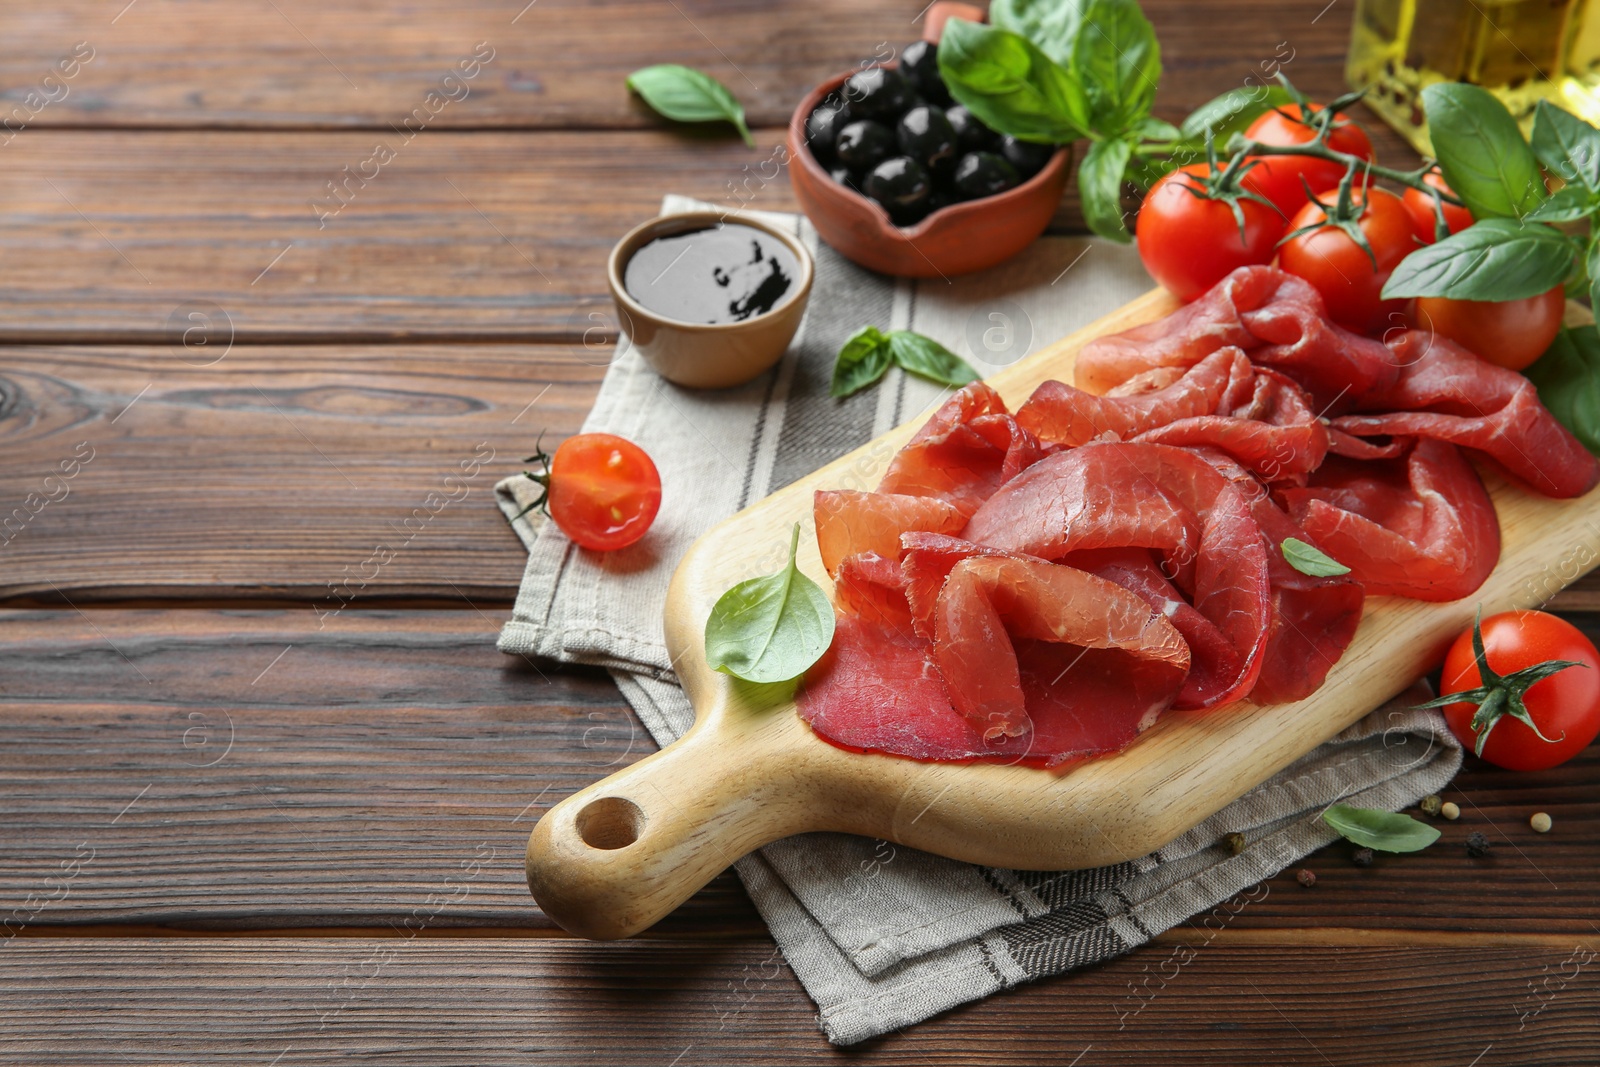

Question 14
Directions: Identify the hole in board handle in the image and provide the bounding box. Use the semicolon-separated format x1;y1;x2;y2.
575;796;645;850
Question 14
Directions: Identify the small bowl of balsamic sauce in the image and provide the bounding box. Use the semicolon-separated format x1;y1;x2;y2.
607;210;814;389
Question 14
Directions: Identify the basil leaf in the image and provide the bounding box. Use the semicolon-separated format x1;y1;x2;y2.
1180;84;1295;141
1070;0;1160;136
1526;184;1595;223
1322;804;1441;853
626;64;754;147
831;325;893;398
1589;237;1600;319
1531;99;1600;195
1078;136;1134;242
704;523;835;684
1525;326;1600;455
1381;219;1574;300
938;19;1088;144
989;0;1084;65
887;330;980;387
1135;115;1181;141
1281;537;1351;577
1422;83;1545;220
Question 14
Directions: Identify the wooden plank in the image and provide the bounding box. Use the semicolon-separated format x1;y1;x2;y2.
0;0;1366;130
0;609;762;933
1;938;1597;1063
0;608;1595;933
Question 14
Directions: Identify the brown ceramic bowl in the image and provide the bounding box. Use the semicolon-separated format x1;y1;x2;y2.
788;18;1072;279
606;210;814;390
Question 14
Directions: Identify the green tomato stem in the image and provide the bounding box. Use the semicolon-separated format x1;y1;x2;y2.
1225;136;1468;207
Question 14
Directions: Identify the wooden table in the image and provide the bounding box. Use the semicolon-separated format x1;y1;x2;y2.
1;2;1596;1062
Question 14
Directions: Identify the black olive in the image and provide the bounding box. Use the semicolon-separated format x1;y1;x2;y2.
897;105;958;175
952;151;1020;199
925;185;956;215
828;165;858;191
999;135;1055;180
946;105;998;153
842;66;913;121
835;120;896;172
898;40;950;105
805;101;852;163
865;156;933;220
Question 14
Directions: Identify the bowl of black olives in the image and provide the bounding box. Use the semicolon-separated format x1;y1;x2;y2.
787;8;1070;278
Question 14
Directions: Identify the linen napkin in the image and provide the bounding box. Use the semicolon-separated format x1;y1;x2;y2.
497;195;1463;1045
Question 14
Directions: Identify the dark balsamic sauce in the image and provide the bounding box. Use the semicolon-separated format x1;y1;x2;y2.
624;223;798;325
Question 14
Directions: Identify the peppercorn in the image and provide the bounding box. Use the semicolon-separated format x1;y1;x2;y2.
1530;812;1552;833
1223;832;1246;855
1352;847;1374;867
1466;831;1492;858
1419;794;1442;816
1296;868;1317;887
1440;801;1461;820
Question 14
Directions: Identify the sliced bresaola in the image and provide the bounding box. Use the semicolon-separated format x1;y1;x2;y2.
813;490;966;577
1015;348;1253;447
933;556;1190;744
1074;266;1398;412
1135;368;1330;482
1278;438;1501;602
877;381;1046;516
833;550;916;632
1335;331;1600;500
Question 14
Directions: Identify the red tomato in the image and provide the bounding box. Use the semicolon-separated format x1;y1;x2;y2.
531;433;661;551
1437;611;1600;771
1241;103;1375;217
1278;187;1414;333
1401;171;1475;243
1414;285;1567;371
1136;164;1287;303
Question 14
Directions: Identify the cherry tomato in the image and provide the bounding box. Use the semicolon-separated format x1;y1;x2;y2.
1241;103;1375;217
1278;187;1414;333
1401;171;1474;244
1136;164;1287;303
1437;611;1600;771
1414;285;1566;371
532;433;661;551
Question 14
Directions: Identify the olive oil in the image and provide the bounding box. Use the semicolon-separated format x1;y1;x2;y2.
1347;0;1600;152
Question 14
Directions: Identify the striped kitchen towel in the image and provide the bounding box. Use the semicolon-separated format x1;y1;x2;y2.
496;195;1463;1045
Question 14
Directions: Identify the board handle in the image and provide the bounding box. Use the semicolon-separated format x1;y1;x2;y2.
525;708;819;939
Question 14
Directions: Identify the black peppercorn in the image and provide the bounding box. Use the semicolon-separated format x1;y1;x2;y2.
1223;832;1246;855
1466;831;1492;858
1352;847;1374;867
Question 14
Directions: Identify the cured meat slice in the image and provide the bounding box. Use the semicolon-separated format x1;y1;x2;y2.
1335;331;1600;499
1279;438;1501;602
877;381;1046;516
933;556;1190;745
1015;348;1252;447
833;551;915;632
900;532;1030;640
1074;266;1398;412
1135;368;1329;481
962;445;1201;564
813;490;966;577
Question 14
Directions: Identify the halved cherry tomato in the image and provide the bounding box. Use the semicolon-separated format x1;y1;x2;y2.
1241;103;1375;217
1278;186;1414;333
1401;171;1475;244
522;432;662;551
1136;163;1286;303
1432;611;1600;772
1414;285;1566;371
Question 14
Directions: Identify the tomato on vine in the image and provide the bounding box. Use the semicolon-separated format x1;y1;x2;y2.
1414;285;1567;371
1278;178;1413;333
1401;171;1474;244
1417;610;1600;772
1241;100;1375;217
517;433;662;551
1136;161;1286;302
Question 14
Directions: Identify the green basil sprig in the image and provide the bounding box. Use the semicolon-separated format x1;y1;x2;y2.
831;326;979;399
936;19;1090;145
626;64;754;147
1381;218;1575;301
1322;804;1441;853
1422;83;1546;221
1526;326;1600;456
704;523;835;684
1281;538;1350;578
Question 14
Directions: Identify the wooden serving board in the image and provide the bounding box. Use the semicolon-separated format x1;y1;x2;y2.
525;288;1600;940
